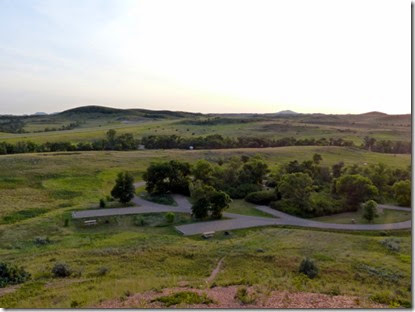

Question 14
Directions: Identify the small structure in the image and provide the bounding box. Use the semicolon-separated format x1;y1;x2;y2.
351;219;356;224
202;231;214;239
138;144;145;150
189;146;194;150
84;220;97;226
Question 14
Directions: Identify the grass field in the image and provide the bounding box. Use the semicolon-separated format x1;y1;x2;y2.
0;147;411;308
312;209;411;224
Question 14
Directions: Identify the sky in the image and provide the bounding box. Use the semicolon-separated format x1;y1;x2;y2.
0;0;411;115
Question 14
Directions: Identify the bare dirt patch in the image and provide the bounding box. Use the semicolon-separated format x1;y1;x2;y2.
95;286;386;308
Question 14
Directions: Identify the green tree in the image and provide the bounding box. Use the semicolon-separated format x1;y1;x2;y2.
312;153;323;164
190;182;230;219
362;200;378;223
111;172;135;204
106;129;117;149
192;160;214;185
392;180;411;207
332;161;344;178
209;190;231;219
278;172;314;210
335;174;378;209
238;158;269;185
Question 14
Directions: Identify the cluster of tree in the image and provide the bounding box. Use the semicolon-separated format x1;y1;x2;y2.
111;172;135;204
140;134;355;150
0;130;139;154
36;121;82;133
268;155;411;217
142;157;268;219
177;117;268;126
0;132;410;155
363;136;411;154
0;118;26;133
139;154;410;220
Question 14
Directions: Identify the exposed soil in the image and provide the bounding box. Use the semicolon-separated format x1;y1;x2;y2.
95;286;386;308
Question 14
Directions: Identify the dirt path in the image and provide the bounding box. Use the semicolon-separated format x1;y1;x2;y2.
206;257;225;284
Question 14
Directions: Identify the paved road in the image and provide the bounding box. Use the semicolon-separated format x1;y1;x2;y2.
72;181;412;235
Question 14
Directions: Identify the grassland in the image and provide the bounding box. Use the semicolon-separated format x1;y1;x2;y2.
312;209;411;225
0;146;411;308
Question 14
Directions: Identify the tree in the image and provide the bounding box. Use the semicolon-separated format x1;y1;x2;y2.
190;182;230;219
312;153;323;164
106;129;117;149
143;160;190;195
332;161;344;178
362;200;378;223
192;160;214;185
392;180;411;207
209;190;231;219
238;158;269;185
278;172;314;210
111;172;135;204
335;174;378;209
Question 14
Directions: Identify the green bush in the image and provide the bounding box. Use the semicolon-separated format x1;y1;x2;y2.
234;287;256;304
165;212;175;223
153;291;213;307
299;258;319;279
380;238;401;252
52;263;71;278
34;237;51;246
245;191;277;205
99;199;106;208
133;216;146;226
0;262;31;288
226;184;262;199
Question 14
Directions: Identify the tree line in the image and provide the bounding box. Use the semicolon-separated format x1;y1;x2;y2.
140;155;411;220
0;130;410;155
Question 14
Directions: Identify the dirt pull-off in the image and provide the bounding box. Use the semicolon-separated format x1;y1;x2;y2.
95;286;386;309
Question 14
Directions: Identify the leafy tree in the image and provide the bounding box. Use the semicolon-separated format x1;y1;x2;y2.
335;174;378;209
99;199;106;208
209;190;231;219
238;158;269;185
332;161;344;178
278;173;314;211
362;200;378;223
165;212;175;224
190;182;230;219
0;262;31;287
392;180;411;207
192;160;214;185
111;172;135;203
106;129;117;149
143;160;190;195
312;153;323;164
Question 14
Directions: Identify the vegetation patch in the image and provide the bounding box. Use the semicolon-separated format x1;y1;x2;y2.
140;192;177;206
1;208;49;224
0;262;31;288
153;291;213;307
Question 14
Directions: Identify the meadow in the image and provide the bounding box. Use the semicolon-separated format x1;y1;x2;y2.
0;146;411;308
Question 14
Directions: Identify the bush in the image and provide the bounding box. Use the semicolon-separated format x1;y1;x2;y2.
96;266;109;276
234;287;256;304
153;291;213;307
225;183;262;199
380;238;401;252
0;262;31;288
245;191;277;205
299;258;319;279
165;212;175;223
362;200;378;223
64;218;69;227
34;237;51;246
133;216;146;226
52;263;71;278
99;199;106;208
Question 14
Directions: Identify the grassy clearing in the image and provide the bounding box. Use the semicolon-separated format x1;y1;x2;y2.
227;200;274;218
153;291;214;307
312;209;411;224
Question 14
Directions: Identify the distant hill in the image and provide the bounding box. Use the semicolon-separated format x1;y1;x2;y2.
275;110;300;115
33;112;47;116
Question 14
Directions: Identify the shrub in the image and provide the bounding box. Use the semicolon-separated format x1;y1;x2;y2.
226;183;262;199
34;237;51;246
96;266;109;276
245;191;277;205
165;212;175;223
234;287;256;304
133;216;146;226
99;199;106;208
0;262;31;288
63;218;69;227
52;263;71;278
380;238;401;252
299;258;319;279
153;291;213;307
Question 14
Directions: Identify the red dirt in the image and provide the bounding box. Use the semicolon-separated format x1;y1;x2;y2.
94;286;386;308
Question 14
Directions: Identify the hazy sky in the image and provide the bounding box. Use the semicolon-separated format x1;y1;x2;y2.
0;0;411;115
